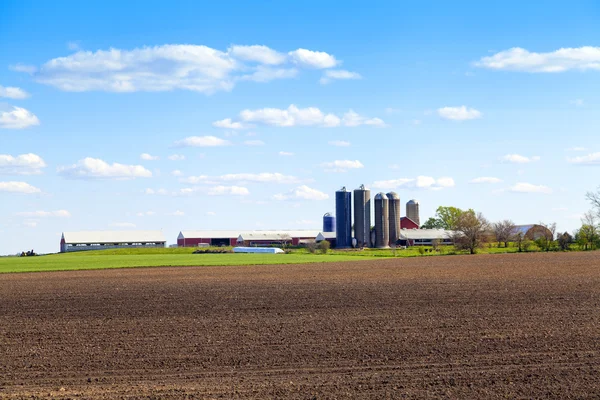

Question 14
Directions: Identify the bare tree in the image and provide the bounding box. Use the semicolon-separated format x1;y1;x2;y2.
452;211;491;254
579;211;599;250
493;220;516;248
586;187;600;216
279;233;292;249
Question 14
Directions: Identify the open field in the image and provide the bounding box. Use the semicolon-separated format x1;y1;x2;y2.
1;252;599;398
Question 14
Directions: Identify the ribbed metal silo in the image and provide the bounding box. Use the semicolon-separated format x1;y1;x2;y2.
374;193;390;248
353;184;371;248
406;199;420;227
335;187;352;248
387;192;400;246
323;213;335;233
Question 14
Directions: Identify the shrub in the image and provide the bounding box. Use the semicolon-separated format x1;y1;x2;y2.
319;240;331;254
418;247;425;255
306;242;317;254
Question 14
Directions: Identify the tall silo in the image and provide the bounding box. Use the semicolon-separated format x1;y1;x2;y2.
335;187;352;248
374;193;390;248
406;199;420;227
387;192;401;246
353;184;371;248
323;213;335;233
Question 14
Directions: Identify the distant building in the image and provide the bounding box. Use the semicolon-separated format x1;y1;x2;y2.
398;229;454;247
60;231;166;253
177;230;335;247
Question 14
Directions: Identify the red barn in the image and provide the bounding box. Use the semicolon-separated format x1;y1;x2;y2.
400;217;419;230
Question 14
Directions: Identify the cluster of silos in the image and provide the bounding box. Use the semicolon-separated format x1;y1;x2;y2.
353;185;371;248
406;199;420;226
335;187;352;248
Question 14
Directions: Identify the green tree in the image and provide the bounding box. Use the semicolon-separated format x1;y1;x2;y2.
452;210;490;254
422;206;470;230
421;217;443;229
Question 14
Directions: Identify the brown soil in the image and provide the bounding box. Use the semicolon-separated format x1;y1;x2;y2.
1;252;600;399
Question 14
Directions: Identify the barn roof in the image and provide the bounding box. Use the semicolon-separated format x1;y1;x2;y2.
180;230;328;240
399;229;453;240
62;230;166;244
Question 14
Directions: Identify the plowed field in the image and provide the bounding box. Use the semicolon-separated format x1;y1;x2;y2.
1;252;599;398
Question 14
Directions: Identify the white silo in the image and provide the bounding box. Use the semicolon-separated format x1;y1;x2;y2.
406;199;420;227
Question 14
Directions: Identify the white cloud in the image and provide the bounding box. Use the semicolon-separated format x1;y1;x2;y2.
321;160;364;172
168;210;185;216
475;46;600;73
181;172;301;185
328;140;350;147
140;153;159;161
372;176;455;190
213;118;245;129
10;64;37;74
567;146;586;152
171;169;183;176
16;44;343;94
319;69;361;84
168;154;186;161
288;49;338;68
0;106;40;129
67;41;81;51
207;185;249;196
58;157;152;179
279;151;294;156
227;45;286;65
0;85;30;99
0;181;41;194
16;210;70;217
470;177;503;184
567;152;600;165
235;104;384;128
174;136;230;147
110;222;136;228
145;188;168;195
500;154;541;164
0;153;46;175
244;140;265;146
437;106;482;121
273;185;329;201
509;182;552;194
206;211;216;216
136;211;156;217
23;220;38;228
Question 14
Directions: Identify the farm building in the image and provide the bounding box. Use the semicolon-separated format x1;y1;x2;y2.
177;230;336;247
400;217;419;230
398;229;454;247
60;231;166;253
514;224;554;240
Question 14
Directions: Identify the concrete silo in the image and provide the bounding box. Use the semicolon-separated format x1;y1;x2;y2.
323;213;335;233
387;192;401;246
353;184;371;248
335;187;352;248
374;193;390;248
406;199;420;227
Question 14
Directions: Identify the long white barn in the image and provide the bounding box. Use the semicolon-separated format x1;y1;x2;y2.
60;230;166;253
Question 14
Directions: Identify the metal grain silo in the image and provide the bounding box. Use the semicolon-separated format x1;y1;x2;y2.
406;199;420;227
323;213;336;233
374;193;390;248
335;187;352;248
353;184;371;248
387;192;400;246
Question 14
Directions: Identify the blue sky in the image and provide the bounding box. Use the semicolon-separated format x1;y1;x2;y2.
1;0;599;254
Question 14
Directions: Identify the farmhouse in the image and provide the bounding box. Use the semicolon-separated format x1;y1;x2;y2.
60;231;166;253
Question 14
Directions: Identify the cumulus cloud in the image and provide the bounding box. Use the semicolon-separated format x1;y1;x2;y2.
145;188;168;195
16;210;71;217
372;176;455;190
279;151;294;156
475;46;600;73
0;85;30;99
0;153;46;175
567;152;600;165
168;210;185;216
319;69;361;84
273;185;329;201
229;104;384;128
437;106;482;121
140;153;159;161
0;181;41;194
174;136;230;147
321;160;364;173
171;170;183;176
567;146;586;152
136;211;156;217
213;118;245;129
244;140;265;146
469;177;503;184
168;154;186;161
181;172;302;185
0;106;40;129
509;182;552;194
288;49;338;68
500;154;541;164
328;140;350;147
15;44;340;94
207;185;250;196
58;157;152;179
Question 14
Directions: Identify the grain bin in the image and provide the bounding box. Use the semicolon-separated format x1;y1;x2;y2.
406;199;420;227
387;192;400;246
323;213;336;233
374;193;390;248
353;184;371;248
335;187;352;248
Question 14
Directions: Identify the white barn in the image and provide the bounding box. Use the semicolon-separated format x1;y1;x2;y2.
60;230;166;253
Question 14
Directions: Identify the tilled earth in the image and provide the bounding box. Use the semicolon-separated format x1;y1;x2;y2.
1;252;600;399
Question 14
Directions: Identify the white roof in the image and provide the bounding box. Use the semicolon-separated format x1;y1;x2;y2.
399;229;453;240
179;230;243;240
180;230;326;240
62;230;166;244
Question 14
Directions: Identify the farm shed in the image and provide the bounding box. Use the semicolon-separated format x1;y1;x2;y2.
60;231;166;253
398;229;454;247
